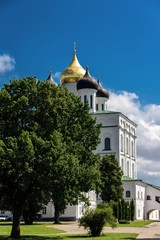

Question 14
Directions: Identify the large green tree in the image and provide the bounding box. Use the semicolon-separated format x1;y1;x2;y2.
99;154;124;203
0;76;101;236
32;82;101;223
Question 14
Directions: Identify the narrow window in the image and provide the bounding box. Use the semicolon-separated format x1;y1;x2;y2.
84;95;87;104
102;104;104;110
42;207;47;215
127;161;129;177
138;191;140;199
122;158;124;173
104;138;111;150
121;134;123;152
132;163;134;179
126;138;129;154
146;195;151;200
131;141;134;157
138;209;140;217
126;191;131;198
96;104;98;110
141;192;143;199
90;95;93;109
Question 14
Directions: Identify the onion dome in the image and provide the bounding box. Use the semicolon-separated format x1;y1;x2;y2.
77;66;98;91
96;76;109;98
60;46;85;84
46;69;58;86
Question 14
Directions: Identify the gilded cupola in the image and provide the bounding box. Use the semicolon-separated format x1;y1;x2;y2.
60;43;85;84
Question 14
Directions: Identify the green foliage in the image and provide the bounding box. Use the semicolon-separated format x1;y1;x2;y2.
130;199;135;221
121;199;126;220
0;76;101;235
99;154;124;203
118;201;122;220
79;207;116;237
113;202;119;219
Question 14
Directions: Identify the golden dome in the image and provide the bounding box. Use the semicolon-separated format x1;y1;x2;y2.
60;49;85;84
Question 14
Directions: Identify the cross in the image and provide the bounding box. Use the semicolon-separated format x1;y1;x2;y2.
74;42;76;51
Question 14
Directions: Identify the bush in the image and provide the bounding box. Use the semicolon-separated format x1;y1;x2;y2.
79;207;116;236
119;220;131;224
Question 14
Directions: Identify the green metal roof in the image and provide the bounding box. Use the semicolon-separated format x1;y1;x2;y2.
122;176;142;181
91;110;119;115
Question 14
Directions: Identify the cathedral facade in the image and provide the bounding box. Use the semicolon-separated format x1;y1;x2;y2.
2;47;160;221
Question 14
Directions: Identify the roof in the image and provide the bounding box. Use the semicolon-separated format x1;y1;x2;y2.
92;110;138;127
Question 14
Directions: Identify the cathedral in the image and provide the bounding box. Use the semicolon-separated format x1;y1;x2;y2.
44;46;160;221
2;46;160;221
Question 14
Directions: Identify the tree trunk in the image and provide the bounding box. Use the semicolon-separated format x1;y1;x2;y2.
54;203;60;224
10;209;22;238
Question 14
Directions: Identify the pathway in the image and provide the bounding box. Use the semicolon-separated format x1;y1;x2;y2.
50;221;160;239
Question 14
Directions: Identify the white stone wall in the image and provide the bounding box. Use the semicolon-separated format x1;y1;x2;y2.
78;88;97;112
96;97;108;111
93;113;137;179
123;181;145;220
62;82;78;95
145;184;160;220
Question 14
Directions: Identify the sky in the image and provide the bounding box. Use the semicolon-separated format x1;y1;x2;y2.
0;0;160;186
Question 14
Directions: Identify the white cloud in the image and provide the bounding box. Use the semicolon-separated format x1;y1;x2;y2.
53;72;61;79
0;54;16;73
108;90;160;186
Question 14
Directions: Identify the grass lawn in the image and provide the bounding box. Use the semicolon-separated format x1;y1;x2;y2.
0;223;65;235
0;233;138;240
105;220;154;227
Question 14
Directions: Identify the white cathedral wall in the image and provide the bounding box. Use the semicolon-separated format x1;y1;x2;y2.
96;97;108;111
123;181;145;220
145;185;160;220
119;116;137;179
62;82;78;95
78;89;97;112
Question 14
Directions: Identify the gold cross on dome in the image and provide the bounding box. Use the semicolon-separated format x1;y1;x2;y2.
74;42;76;51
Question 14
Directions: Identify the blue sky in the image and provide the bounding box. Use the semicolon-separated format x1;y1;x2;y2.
1;0;160;185
1;0;160;104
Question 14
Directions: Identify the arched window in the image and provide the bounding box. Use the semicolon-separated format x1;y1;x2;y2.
90;95;93;109
84;95;87;104
102;104;104;110
132;163;134;179
96;104;98;110
104;138;111;150
126;191;131;198
127;161;129;177
126;138;129;154
131;141;134;157
121;134;123;152
122;158;124;173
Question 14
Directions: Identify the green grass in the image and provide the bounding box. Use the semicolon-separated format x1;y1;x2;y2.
0;233;138;240
0;223;65;235
105;220;154;227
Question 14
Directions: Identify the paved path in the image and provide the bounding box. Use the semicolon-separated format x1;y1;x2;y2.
49;221;160;239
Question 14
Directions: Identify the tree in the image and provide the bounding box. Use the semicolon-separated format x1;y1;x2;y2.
0;76;101;236
130;199;135;221
32;82;101;223
121;199;126;220
99;154;124;203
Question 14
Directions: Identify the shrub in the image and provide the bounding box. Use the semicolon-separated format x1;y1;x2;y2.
79;207;116;236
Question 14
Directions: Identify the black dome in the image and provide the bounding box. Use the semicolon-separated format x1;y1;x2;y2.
77;66;98;91
96;77;109;98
